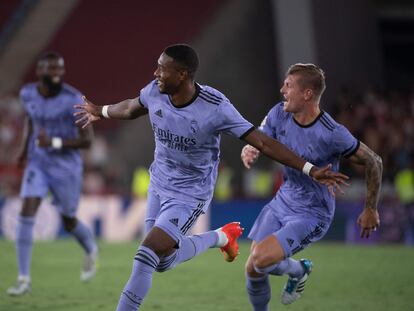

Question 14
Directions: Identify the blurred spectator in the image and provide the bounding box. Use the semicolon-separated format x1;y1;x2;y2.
83;168;106;194
214;161;234;201
334;87;414;182
378;196;407;243
243;168;273;199
84;134;109;169
0;96;24;196
131;166;150;198
394;157;414;245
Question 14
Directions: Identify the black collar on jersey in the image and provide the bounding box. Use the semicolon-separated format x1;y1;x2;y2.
168;83;200;109
292;110;324;128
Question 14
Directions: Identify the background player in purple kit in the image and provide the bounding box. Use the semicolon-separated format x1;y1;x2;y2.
7;52;98;296
74;44;348;311
241;63;383;309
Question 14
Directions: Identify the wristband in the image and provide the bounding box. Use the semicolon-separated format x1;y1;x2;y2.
51;137;63;149
102;105;110;119
302;162;314;176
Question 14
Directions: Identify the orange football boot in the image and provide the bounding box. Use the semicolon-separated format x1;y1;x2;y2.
219;222;244;262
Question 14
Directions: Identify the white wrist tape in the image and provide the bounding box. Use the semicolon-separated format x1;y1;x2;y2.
51;137;63;149
102;105;110;119
302;162;314;176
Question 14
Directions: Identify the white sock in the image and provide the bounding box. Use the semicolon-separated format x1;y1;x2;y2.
214;228;229;247
18;275;31;283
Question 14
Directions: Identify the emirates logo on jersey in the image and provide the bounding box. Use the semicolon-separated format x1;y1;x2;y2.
152;123;196;151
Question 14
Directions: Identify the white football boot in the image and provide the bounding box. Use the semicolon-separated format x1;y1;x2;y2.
80;247;99;282
281;259;313;305
7;276;31;296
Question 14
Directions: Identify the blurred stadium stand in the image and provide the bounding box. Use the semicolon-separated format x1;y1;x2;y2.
0;0;413;244
0;0;24;34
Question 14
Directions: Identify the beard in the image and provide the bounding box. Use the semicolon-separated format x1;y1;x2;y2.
42;75;63;95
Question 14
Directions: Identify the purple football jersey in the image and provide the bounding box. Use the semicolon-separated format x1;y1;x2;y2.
20;82;84;171
139;80;254;201
260;102;359;221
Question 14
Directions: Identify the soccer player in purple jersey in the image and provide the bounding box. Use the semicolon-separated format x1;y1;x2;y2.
7;52;98;296
75;44;348;311
241;63;383;309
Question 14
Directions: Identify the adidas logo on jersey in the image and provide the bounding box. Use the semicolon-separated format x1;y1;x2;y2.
286;238;295;247
155;109;163;118
169;218;179;227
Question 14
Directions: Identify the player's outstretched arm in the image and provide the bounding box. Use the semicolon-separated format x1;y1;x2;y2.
348;142;383;238
74;96;148;128
242;129;349;188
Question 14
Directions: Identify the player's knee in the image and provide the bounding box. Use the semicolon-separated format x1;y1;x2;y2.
142;227;177;257
142;237;175;257
21;198;41;216
252;254;270;270
150;244;174;257
245;259;262;277
20;207;37;217
251;248;279;270
245;255;263;278
62;216;77;232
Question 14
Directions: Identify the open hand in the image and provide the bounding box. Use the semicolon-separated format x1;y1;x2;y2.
74;96;102;128
241;145;260;169
310;164;349;196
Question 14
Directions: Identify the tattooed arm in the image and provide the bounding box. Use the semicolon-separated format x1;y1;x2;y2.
347;142;383;238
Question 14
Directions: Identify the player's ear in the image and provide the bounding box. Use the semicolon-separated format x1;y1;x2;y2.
304;89;313;101
179;69;189;81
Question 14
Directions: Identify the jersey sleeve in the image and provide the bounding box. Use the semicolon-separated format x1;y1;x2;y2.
138;80;156;108
333;124;360;158
215;100;254;138
61;84;85;114
19;86;30;112
258;102;282;138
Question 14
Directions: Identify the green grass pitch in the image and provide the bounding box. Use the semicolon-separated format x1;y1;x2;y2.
1;240;413;311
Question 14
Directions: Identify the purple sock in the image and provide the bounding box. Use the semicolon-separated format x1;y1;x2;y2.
156;231;218;272
116;246;160;311
246;274;270;311
255;258;304;278
16;215;35;278
70;220;96;254
156;250;178;272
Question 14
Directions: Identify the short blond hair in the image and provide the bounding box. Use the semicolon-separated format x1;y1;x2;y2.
287;63;326;98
